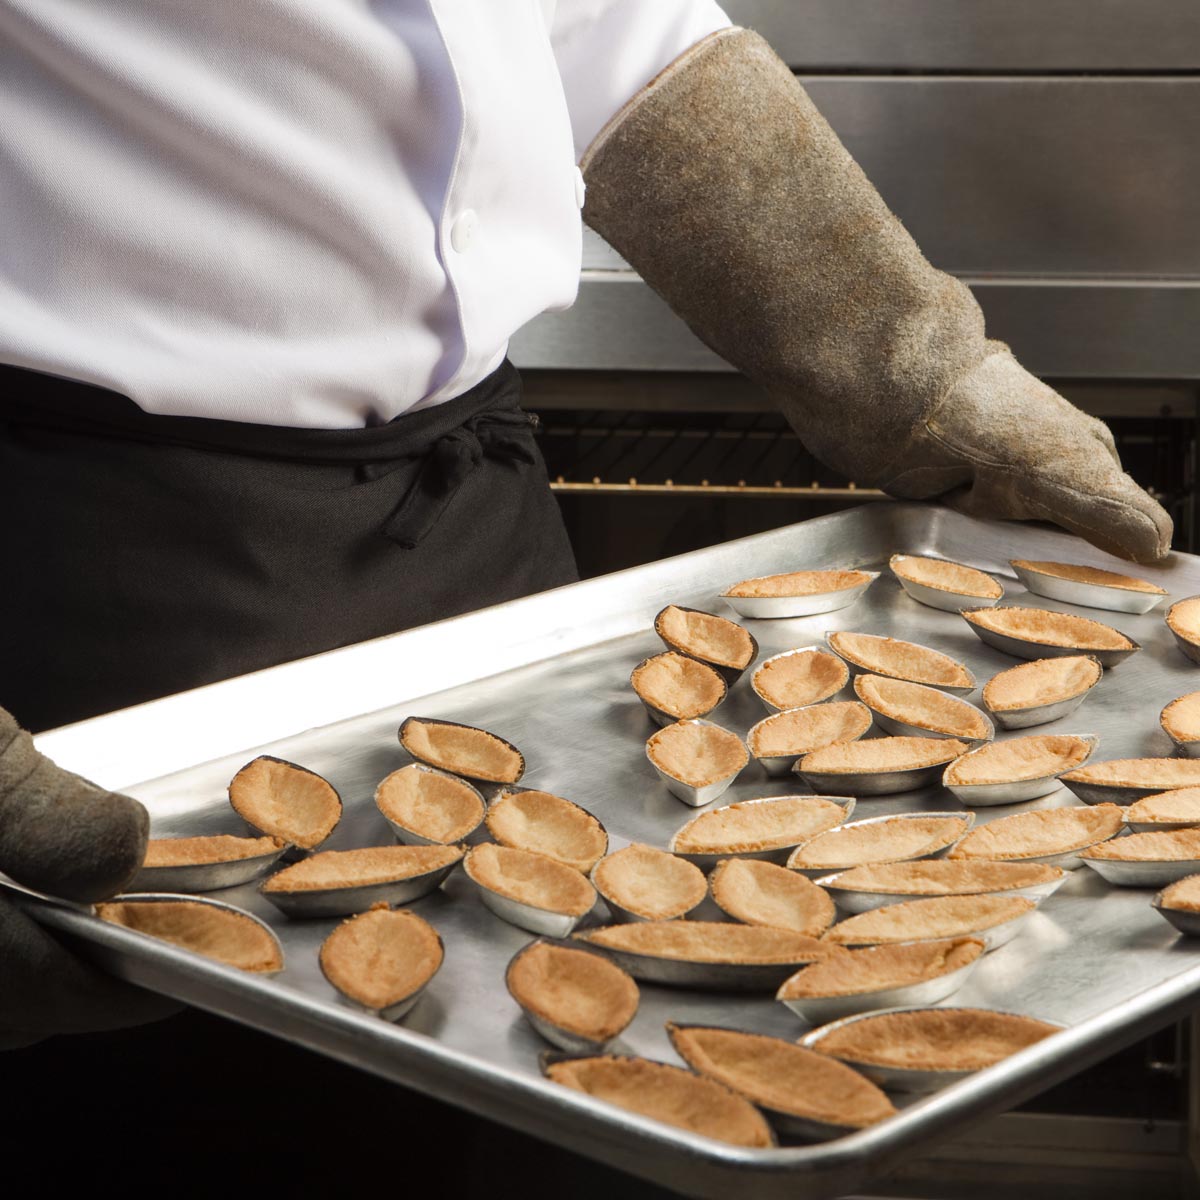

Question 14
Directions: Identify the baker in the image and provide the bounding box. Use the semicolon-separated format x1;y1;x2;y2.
0;0;1171;1177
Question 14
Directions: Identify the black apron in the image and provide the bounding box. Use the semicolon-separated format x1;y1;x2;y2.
0;359;577;732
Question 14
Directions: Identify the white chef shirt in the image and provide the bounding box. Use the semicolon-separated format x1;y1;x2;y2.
0;0;729;427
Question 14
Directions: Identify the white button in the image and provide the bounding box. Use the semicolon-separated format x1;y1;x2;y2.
573;166;586;209
450;209;479;253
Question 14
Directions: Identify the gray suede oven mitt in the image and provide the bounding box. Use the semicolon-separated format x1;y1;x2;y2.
581;28;1171;563
0;707;176;1047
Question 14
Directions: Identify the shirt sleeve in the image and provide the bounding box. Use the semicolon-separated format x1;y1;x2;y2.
551;0;732;163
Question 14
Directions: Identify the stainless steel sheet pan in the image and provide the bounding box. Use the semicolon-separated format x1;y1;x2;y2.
15;502;1200;1199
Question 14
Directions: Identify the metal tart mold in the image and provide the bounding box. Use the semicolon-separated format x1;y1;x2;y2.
746;701;872;778
853;675;993;743
888;554;1003;613
719;569;879;620
645;718;749;807
1009;559;1166;614
825;631;977;696
1166;597;1200;665
960;606;1140;669
398;716;526;787
814;866;1067;915
980;655;1103;731
131;835;288;893
786;811;975;878
653;604;759;686
629;652;728;727
794;736;970;796
941;734;1099;807
751;646;850;714
375;763;488;846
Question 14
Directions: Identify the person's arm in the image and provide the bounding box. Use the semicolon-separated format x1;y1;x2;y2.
577;28;1170;563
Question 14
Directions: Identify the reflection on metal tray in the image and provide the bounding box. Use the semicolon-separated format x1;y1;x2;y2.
16;501;1200;1200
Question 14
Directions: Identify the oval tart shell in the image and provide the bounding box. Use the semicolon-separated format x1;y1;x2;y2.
228;756;342;851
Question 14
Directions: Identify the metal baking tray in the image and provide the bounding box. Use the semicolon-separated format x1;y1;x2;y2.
12;501;1200;1200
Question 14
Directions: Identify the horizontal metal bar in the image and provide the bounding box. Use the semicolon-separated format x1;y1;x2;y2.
549;480;885;498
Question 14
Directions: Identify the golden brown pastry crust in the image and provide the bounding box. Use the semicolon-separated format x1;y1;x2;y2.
1012;559;1164;594
748;701;871;758
965;607;1133;652
752;649;848;710
944;735;1092;786
813;1008;1058;1071
591;844;707;920
375;764;486;843
656;605;754;669
1161;693;1200;744
646;720;748;786
1168;598;1200;644
891;555;1002;599
855;675;990;739
143;834;284;868
261;844;462;893
800;736;968;775
1062;758;1200;789
822;894;1033;945
465;844;596;916
949;804;1124;861
545;1056;774;1148
672;797;848;854
779;937;984;999
725;569;872;598
506;942;638;1042
1157;874;1200;912
788;816;970;870
982;656;1102;712
631;652;726;720
708;857;836;936
1082;827;1200;862
319;907;442;1009
826;859;1060;896
485;790;608;873
400;719;523;783
97;900;283;972
828;632;972;688
667;1024;896;1128
228;756;341;850
577;921;829;964
1126;788;1200;825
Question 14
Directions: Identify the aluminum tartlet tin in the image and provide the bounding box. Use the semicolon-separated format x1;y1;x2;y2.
750;646;850;715
813;868;1067;915
825;632;978;697
130;839;289;893
941;734;1099;807
377;763;487;846
747;702;872;778
322;918;445;1023
1166;598;1200;665
795;740;969;797
653;605;759;686
1160;697;1200;758
960;607;1140;669
590;850;707;923
398;716;526;788
823;902;1034;953
888;554;1003;614
645;718;748;807
853;677;994;744
464;853;595;938
629;653;728;728
776;939;986;1025
786;811;976;878
668;794;856;870
1059;761;1200;807
719;571;879;620
799;1006;1065;1093
1151;879;1200;936
1009;560;1166;615
981;656;1103;731
1078;852;1200;888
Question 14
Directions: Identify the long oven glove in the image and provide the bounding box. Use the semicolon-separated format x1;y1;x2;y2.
0;706;177;1047
580;28;1172;563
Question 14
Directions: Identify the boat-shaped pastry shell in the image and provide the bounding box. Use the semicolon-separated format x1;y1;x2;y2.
669;795;854;868
464;844;596;937
96;895;284;973
801;1006;1061;1092
486;789;608;872
889;554;1003;612
1125;788;1200;833
981;656;1103;730
751;647;849;714
826;632;975;694
645;719;748;807
1167;597;1200;665
575;921;831;991
667;1023;896;1140
1010;559;1166;614
260;844;463;918
654;605;758;685
629;652;727;726
399;717;525;785
796;736;969;796
708;857;836;936
228;756;342;853
721;569;878;620
746;701;872;777
319;906;443;1021
815;859;1066;914
1152;874;1200;936
942;734;1097;806
542;1054;775;1148
787;812;973;876
1161;693;1200;757
949;803;1124;869
591;843;707;922
131;834;287;893
854;675;992;742
822;893;1036;952
1079;827;1200;887
375;763;487;845
961;606;1139;668
1061;757;1200;806
777;937;986;1024
506;939;639;1053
